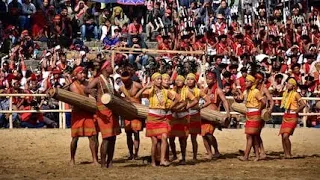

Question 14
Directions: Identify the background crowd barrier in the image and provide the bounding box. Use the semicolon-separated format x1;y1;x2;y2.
1;94;320;129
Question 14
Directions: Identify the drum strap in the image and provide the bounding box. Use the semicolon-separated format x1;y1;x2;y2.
99;75;114;95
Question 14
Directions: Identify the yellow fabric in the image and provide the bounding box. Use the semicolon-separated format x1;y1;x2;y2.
113;6;123;13
193;87;201;98
246;75;258;103
177;86;195;102
151;72;161;80
187;73;196;79
245;89;263;109
281;91;298;110
288;78;297;86
176;75;185;81
246;74;255;83
165;90;175;109
149;87;168;109
162;73;170;79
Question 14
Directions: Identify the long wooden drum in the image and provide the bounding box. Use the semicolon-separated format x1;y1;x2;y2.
200;107;230;127
231;102;271;121
48;88;97;113
101;93;148;119
261;109;271;121
231;102;246;115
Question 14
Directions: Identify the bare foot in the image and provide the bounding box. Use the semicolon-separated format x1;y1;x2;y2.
127;155;134;160
69;160;76;166
179;160;186;165
213;153;222;158
107;162;113;168
170;156;178;162
238;156;248;161
133;154;139;160
284;155;292;159
206;154;213;160
160;161;171;167
92;161;100;166
151;162;157;167
259;153;267;160
253;157;260;162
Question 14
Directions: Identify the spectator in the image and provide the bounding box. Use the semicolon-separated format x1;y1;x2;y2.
128;36;148;70
128;18;143;46
19;0;36;30
8;0;22;28
112;6;129;28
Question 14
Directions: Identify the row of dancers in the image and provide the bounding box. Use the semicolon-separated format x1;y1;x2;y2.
68;60;305;167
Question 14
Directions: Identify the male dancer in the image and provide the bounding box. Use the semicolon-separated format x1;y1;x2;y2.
119;71;143;160
203;71;230;159
85;61;121;168
69;66;98;165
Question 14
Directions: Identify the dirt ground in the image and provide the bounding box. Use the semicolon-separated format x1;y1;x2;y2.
0;128;319;180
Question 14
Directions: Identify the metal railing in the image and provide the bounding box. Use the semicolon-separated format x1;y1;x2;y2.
1;94;320;129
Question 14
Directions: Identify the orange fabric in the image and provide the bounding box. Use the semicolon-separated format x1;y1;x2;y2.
169;113;189;137
279;113;298;135
71;109;97;137
189;113;201;135
124;119;143;132
245;111;262;135
95;102;121;138
146;113;169;138
201;120;215;136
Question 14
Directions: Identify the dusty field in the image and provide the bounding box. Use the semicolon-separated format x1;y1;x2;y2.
0;128;319;180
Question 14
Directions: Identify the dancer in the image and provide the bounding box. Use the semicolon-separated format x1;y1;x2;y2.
186;73;211;160
237;74;266;161
135;72;179;167
69;66;98;166
203;71;230;159
119;71;143;160
280;78;306;158
169;75;198;164
255;72;274;160
85;60;121;168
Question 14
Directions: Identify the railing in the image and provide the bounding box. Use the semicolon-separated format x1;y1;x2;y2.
1;94;320;129
0;94;71;129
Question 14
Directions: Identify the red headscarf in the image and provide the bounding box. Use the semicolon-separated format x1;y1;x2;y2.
101;60;111;71
72;66;84;76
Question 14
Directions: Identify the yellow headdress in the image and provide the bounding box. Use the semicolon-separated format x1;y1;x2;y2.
246;74;258;103
176;75;185;81
162;73;170;79
112;6;123;18
288;78;297;86
186;73;196;79
246;74;256;83
281;78;298;109
151;72;161;80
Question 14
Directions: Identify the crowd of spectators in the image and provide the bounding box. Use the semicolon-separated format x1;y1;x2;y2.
1;0;320;128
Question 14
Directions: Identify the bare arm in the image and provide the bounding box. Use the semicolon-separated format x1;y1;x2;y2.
186;92;198;109
200;91;211;109
263;86;274;112
217;88;230;117
84;78;98;97
134;86;151;99
69;83;81;94
256;91;266;111
296;93;306;113
168;91;180;109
